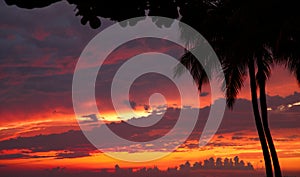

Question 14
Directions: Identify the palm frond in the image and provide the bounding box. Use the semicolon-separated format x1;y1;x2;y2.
286;58;300;85
256;47;273;84
174;49;209;91
222;60;246;108
273;31;300;86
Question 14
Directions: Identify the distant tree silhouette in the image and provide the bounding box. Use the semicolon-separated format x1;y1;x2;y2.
115;164;121;174
216;158;222;168
186;156;254;170
192;161;202;170
112;156;254;177
224;158;230;168
234;156;239;167
229;158;234;167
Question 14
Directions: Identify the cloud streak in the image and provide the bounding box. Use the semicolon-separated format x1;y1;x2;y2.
0;95;299;160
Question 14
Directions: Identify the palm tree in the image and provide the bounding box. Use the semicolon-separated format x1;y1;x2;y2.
251;2;300;176
177;1;298;177
256;50;282;177
176;46;274;177
176;1;274;176
177;1;300;177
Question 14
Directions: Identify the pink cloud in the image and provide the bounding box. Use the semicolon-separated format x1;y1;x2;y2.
32;28;50;41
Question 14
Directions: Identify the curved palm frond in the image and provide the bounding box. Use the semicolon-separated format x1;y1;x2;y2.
274;32;300;86
286;58;300;85
174;49;209;92
222;57;247;108
256;47;274;84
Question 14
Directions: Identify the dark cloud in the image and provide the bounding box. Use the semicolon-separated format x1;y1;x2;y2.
0;7;185;123
266;92;300;109
0;130;95;154
200;92;209;97
81;114;99;123
287;135;300;139
129;100;137;110
0;0;107;122
144;104;150;111
206;142;240;147
248;137;259;141
0;153;28;160
22;74;73;93
0;153;53;160
231;136;244;140
55;151;90;159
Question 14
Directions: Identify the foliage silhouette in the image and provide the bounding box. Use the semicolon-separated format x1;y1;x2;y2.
112;156;254;177
176;1;300;177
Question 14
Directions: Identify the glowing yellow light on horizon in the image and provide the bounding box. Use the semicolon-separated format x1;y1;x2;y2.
293;102;300;106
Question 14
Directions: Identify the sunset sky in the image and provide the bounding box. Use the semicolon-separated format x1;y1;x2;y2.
0;1;300;176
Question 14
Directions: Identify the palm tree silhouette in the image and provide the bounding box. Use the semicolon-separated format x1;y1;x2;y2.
176;42;275;177
177;1;300;177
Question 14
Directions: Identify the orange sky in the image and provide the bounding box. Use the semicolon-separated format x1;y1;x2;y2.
1;64;299;173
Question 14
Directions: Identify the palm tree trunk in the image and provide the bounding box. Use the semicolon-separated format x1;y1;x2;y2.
257;58;282;177
248;59;273;177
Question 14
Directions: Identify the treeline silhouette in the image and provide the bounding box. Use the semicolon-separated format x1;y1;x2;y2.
95;156;254;177
175;156;254;171
0;156;256;177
